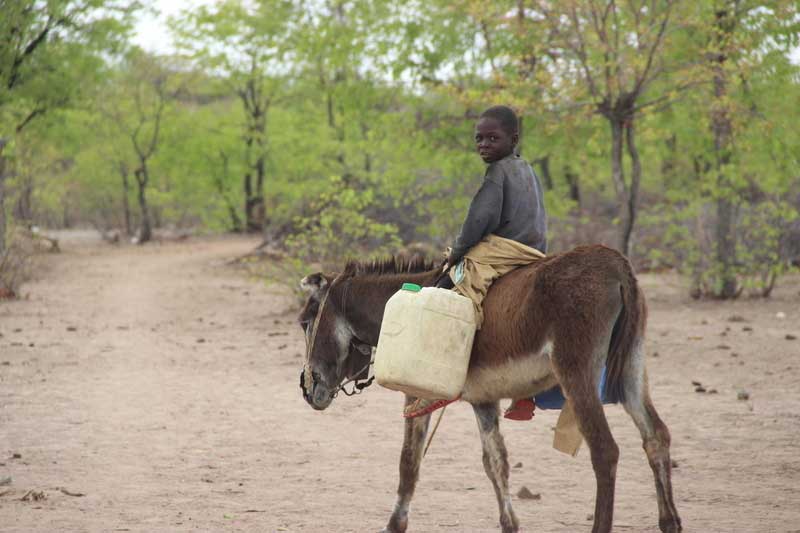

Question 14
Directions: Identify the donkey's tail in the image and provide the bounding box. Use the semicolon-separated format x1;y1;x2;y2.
604;253;647;404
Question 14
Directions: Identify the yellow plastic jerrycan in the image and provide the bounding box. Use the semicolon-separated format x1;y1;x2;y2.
374;283;477;400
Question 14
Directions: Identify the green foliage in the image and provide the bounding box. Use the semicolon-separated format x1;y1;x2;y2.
737;200;798;297
284;176;402;271
1;0;798;299
0;0;135;136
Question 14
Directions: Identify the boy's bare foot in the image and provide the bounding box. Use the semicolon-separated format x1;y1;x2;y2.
504;398;535;421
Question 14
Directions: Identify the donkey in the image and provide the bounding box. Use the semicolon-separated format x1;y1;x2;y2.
297;245;681;533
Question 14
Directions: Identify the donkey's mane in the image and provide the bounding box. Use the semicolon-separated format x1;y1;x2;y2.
341;255;437;278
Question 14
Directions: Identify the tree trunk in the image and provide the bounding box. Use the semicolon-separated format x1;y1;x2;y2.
243;170;260;233
534;155;553;190
622;119;642;259
711;8;738;299
120;163;132;236
715;187;737;298
251;153;266;231
62;201;71;228
226;205;243;233
212;151;243;233
134;166;152;244
14;179;33;225
609;118;633;255
239;78;268;234
0;152;6;256
661;134;677;181
564;167;581;207
243;144;266;233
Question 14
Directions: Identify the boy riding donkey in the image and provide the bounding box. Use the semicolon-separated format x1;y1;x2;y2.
405;105;547;421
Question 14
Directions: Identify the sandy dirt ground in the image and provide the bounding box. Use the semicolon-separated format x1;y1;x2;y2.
1;234;799;533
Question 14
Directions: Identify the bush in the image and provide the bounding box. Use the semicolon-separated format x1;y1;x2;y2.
737;200;798;297
258;176;403;304
645;197;799;298
0;228;36;298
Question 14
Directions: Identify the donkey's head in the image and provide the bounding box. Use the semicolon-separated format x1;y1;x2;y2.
298;272;372;410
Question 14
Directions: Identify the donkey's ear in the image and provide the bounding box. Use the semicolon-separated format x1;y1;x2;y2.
300;272;335;295
299;273;326;293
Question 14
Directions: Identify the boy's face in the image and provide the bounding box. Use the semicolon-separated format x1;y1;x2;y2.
474;117;517;163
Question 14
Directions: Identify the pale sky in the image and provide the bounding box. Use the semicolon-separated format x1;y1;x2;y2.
132;0;211;53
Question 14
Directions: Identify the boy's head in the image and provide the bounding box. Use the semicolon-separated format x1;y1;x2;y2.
475;105;519;163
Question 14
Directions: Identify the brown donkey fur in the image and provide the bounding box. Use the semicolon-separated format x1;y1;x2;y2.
298;245;681;533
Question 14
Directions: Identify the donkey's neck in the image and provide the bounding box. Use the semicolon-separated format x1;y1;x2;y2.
346;269;440;346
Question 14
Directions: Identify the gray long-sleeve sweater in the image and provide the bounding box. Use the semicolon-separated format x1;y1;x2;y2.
450;153;547;264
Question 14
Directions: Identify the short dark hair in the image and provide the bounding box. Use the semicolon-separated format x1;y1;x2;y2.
480;105;519;136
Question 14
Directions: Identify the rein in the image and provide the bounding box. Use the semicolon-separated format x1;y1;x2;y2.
335;357;374;397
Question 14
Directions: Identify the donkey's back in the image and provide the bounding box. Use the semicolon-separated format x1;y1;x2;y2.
463;244;639;404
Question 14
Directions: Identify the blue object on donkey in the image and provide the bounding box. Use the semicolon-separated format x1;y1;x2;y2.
535;366;618;409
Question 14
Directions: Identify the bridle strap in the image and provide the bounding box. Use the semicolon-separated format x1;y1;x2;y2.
335;356;374;397
303;275;376;398
303;285;331;392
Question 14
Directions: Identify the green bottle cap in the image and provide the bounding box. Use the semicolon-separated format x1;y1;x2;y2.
401;283;421;292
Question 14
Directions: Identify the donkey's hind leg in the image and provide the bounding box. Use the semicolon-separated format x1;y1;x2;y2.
472;402;519;533
553;362;619;533
382;395;431;533
622;355;682;532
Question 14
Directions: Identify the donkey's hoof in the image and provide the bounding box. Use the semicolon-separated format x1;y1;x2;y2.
500;517;520;533
381;514;408;533
659;517;682;533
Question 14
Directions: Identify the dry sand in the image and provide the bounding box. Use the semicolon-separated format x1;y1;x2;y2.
1;234;799;532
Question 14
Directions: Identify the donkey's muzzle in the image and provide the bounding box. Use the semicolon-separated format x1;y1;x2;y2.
300;369;333;410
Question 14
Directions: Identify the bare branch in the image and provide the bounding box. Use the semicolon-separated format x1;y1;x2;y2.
632;0;674;97
15;106;46;133
7;16;56;90
587;1;612;94
480;20;499;76
611;0;622;91
145;86;167;158
631;79;710;114
564;5;602;99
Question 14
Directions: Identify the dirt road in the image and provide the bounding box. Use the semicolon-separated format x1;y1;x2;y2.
1;235;799;532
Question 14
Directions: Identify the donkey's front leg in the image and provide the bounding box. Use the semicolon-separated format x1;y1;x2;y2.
382;395;431;533
473;402;519;533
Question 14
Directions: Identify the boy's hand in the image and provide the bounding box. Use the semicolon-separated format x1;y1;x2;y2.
441;247;453;271
442;247;452;260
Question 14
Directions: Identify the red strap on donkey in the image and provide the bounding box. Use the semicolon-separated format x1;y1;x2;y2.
403;396;461;419
404;396;537;420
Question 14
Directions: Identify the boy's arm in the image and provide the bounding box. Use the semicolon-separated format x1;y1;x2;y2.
448;177;503;265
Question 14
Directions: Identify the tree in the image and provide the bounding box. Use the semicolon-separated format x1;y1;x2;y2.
693;0;799;297
172;0;298;233
100;51;177;243
0;0;135;253
530;0;689;256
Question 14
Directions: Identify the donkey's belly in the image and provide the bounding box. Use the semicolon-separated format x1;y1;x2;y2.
461;343;558;403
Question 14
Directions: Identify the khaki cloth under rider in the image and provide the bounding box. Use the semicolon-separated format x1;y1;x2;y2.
448;234;584;456
448;234;545;329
